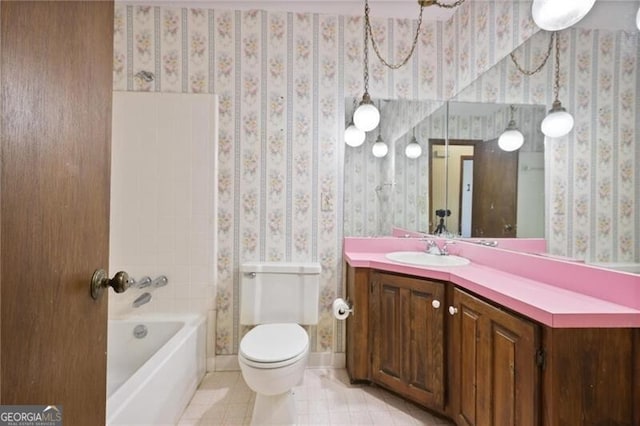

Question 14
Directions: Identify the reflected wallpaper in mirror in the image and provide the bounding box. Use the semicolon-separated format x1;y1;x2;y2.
343;100;546;238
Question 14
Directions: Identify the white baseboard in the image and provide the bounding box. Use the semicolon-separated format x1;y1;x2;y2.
212;352;346;372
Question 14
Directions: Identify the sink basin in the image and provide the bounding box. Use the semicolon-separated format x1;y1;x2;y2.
385;251;470;267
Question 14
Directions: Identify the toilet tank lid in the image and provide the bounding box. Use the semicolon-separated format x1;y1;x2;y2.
240;262;321;274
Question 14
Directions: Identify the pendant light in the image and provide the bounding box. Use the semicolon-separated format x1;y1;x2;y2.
353;8;379;132
371;113;388;158
531;0;596;31
498;105;524;152
344;122;366;147
636;5;640;31
541;32;574;138
372;134;388;157
405;128;422;159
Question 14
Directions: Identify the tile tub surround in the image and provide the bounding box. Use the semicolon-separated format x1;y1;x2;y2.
344;237;640;328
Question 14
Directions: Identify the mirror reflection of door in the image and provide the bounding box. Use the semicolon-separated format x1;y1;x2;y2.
429;140;474;236
472;139;518;237
459;156;474;237
429;139;518;237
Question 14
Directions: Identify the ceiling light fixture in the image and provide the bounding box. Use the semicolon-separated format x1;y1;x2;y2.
364;0;466;70
541;32;574;138
498;105;524;152
531;0;596;31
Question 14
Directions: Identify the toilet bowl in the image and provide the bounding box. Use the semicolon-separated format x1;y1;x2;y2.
238;262;320;426
239;323;309;425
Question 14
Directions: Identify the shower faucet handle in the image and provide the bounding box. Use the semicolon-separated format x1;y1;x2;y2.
152;275;168;288
131;276;152;289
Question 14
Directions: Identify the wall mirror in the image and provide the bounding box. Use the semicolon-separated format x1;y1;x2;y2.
343;99;546;239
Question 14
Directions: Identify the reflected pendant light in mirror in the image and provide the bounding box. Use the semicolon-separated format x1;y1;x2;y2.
498;105;524;152
372;134;388;158
405;129;422;159
344;122;366;147
531;0;596;31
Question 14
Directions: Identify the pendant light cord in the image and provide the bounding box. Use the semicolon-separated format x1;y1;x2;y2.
509;31;555;76
553;31;560;103
364;0;465;70
363;8;371;94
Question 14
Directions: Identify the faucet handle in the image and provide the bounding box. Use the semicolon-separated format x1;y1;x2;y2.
131;276;152;289
442;240;456;255
424;239;443;255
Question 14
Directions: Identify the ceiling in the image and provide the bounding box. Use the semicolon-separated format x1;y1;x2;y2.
123;0;640;31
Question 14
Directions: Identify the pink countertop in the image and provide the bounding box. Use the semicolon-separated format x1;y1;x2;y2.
344;237;640;328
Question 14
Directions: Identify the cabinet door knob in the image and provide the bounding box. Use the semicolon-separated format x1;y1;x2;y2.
432;300;441;309
448;306;458;315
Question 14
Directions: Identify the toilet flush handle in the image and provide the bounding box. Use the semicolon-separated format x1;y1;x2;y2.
244;272;257;278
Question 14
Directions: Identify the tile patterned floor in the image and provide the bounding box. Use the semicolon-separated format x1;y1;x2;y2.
177;368;454;425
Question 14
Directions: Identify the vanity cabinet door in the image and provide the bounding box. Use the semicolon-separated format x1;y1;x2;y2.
450;287;539;426
370;271;445;410
346;265;370;382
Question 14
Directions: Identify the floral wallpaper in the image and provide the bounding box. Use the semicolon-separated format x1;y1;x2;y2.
455;29;638;262
114;2;638;357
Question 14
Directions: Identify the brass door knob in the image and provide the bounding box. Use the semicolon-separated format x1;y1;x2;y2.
90;269;130;300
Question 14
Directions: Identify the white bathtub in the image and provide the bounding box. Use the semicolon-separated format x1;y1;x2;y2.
107;314;206;425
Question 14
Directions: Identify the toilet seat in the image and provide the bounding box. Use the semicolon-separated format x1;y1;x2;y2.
239;323;309;369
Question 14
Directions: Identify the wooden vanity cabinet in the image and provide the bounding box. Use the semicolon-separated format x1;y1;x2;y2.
345;265;640;425
449;287;540;426
370;271;446;409
540;327;640;426
345;264;370;382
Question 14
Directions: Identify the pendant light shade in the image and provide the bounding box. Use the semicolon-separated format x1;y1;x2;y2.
541;32;574;138
353;93;380;132
498;127;525;152
498;105;524;151
636;6;640;31
541;100;574;138
372;134;388;158
531;0;596;31
344;123;366;147
405;136;422;159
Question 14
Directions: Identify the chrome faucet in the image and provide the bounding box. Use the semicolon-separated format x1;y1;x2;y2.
425;240;444;256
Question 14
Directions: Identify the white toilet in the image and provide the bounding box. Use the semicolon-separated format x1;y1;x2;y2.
238;262;321;425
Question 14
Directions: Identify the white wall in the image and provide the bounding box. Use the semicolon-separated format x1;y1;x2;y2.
109;92;218;363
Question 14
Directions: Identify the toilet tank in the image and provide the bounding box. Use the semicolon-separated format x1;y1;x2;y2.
240;262;321;325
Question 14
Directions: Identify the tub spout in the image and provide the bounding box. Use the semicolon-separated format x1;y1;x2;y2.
133;292;152;308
